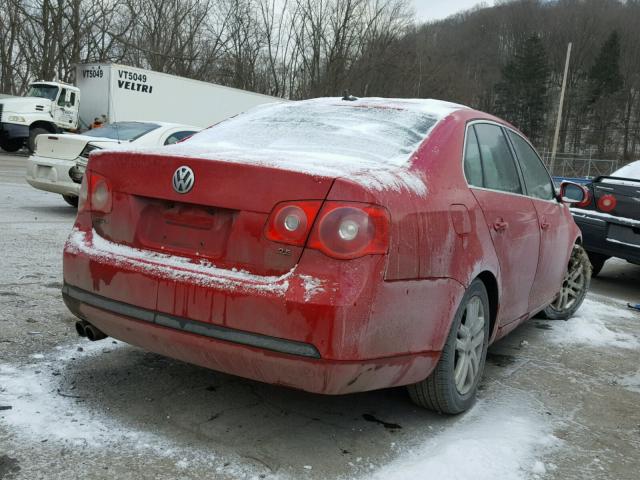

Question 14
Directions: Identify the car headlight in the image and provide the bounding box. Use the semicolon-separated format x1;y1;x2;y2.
8;116;26;123
79;144;102;158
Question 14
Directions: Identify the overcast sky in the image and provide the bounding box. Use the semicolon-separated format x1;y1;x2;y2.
412;0;490;21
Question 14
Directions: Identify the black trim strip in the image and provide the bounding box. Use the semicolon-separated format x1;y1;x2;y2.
62;284;321;359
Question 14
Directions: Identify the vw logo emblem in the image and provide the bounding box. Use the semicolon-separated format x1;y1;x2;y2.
172;166;194;194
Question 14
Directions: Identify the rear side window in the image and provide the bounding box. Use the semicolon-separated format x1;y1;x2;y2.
508;131;554;200
165;130;197;145
474;123;522;194
464;127;483;187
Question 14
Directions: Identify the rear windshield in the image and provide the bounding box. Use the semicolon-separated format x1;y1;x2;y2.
84;122;160;141
188;101;440;165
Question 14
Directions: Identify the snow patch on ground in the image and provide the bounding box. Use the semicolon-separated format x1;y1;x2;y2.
1;342;136;447
541;298;638;349
618;371;640;393
0;341;258;478
368;394;558;480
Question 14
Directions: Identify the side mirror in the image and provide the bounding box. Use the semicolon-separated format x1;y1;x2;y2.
559;181;590;206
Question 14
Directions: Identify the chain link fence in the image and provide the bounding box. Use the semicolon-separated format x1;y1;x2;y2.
541;151;620;178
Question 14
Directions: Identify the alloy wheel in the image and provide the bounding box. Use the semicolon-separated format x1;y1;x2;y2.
454;296;485;395
552;248;587;313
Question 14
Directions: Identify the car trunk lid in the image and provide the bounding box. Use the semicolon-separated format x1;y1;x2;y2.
592;177;640;221
88;151;335;275
35;134;108;161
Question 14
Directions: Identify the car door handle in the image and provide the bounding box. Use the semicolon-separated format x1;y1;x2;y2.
493;220;508;232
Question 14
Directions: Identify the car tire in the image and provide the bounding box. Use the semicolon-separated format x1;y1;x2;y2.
28;127;49;153
587;251;609;277
62;195;79;208
541;244;591;320
407;279;490;414
0;138;23;153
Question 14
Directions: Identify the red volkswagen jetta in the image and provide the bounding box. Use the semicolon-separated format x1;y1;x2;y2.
62;98;590;414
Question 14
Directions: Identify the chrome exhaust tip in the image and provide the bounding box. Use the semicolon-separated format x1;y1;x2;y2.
84;323;107;341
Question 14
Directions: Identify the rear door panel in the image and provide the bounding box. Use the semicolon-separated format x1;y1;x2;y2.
504;129;572;311
467;123;541;325
529;200;572;310
471;189;540;324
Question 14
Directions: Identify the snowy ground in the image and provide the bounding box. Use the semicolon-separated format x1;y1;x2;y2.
1;152;640;480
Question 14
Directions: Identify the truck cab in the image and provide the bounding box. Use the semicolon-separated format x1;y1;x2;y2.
0;81;80;153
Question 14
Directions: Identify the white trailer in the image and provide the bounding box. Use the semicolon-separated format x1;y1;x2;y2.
0;63;283;152
75;63;281;129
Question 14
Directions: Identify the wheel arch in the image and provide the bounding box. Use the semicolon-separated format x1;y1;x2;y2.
30;121;57;133
475;271;499;340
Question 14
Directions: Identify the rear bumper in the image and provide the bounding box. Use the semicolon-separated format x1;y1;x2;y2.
25;154;80;196
572;211;640;264
63;227;464;394
62;283;439;394
63;283;320;358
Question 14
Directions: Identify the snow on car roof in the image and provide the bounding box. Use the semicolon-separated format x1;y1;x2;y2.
611;160;640;179
118;97;468;194
601;160;640;186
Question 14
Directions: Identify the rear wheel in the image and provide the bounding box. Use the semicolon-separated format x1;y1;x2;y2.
28;127;49;153
0;137;23;153
587;251;609;277
408;279;490;414
62;195;78;207
542;244;591;320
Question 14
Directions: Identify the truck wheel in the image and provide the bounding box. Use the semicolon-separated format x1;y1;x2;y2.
587;252;609;277
62;195;79;208
542;244;591;320
28;127;49;153
407;279;490;414
0;138;23;153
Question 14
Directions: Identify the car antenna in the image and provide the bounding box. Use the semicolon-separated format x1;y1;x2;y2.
342;90;358;102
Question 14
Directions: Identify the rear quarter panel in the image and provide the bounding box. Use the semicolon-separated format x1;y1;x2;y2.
372;111;501;289
328;110;502;353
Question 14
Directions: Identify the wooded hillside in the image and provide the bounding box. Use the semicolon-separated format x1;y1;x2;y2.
1;0;639;161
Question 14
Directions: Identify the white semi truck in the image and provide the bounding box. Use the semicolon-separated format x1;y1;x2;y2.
0;63;282;152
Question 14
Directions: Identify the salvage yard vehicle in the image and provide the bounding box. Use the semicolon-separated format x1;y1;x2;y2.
25;122;200;207
570;160;640;276
0;63;282;153
0;81;80;152
62;98;591;414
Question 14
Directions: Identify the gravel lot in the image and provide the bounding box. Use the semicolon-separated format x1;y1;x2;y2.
1;152;639;480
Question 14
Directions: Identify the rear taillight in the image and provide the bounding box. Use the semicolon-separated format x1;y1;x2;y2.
265;201;322;246
266;201;390;260
308;203;390;259
78;171;112;214
597;194;617;212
